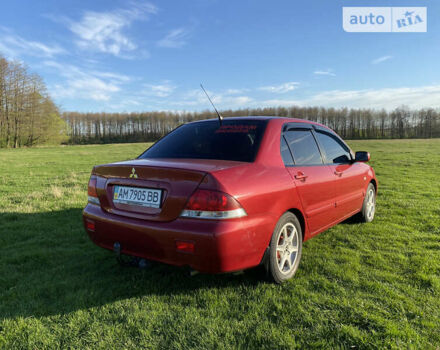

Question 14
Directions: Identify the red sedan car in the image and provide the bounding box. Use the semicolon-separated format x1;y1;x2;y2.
83;117;377;283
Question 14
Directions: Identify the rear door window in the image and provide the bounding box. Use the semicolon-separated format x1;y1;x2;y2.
280;137;294;166
315;131;352;164
140;120;267;162
284;130;323;165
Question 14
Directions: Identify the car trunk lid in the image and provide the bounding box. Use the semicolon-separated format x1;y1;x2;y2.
93;158;244;222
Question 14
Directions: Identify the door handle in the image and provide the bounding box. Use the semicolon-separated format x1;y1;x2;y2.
334;170;342;177
294;172;308;181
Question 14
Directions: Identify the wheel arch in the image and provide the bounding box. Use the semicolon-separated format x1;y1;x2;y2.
286;208;306;241
260;207;306;267
369;178;377;193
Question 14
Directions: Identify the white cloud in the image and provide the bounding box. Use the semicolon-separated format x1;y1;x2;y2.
44;60;131;101
0;27;66;58
143;81;177;97
230;96;253;105
224;88;248;95
91;71;132;82
371;55;393;64
127;84;440;111
313;69;336;77
260;85;440;110
69;78;119;101
67;2;157;57
175;89;253;108
107;99;143;110
157;28;190;48
259;82;299;93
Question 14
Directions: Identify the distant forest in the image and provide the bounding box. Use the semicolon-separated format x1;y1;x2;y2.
63;106;440;144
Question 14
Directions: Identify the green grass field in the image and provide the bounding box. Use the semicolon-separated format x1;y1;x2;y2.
1;139;439;349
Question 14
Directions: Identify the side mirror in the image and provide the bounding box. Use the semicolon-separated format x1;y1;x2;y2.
355;151;370;162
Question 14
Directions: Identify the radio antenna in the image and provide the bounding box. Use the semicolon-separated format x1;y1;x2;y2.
200;84;223;125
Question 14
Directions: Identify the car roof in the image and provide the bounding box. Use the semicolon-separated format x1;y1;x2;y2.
187;116;330;129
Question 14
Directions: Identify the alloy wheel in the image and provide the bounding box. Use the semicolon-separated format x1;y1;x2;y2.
276;223;299;274
366;188;376;220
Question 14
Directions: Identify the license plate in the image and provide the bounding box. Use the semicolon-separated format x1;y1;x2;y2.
113;186;162;208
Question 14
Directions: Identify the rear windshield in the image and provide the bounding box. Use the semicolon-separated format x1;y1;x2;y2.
139;119;267;162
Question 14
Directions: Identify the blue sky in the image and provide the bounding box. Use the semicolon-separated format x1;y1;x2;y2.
0;0;438;112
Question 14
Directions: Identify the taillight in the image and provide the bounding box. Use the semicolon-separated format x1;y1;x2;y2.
180;189;247;219
87;175;100;205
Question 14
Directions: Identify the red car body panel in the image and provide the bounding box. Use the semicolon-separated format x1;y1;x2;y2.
285;165;337;235
83;117;377;273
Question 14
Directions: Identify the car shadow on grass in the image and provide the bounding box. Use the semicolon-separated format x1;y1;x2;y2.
340;214;363;225
0;209;264;320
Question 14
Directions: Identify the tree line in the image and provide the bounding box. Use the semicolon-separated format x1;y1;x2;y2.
0;55;66;148
63;106;440;144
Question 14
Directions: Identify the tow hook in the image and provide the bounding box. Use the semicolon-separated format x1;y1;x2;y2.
114;242;126;266
138;259;151;269
114;242;151;269
113;242;121;258
232;270;244;276
188;268;199;277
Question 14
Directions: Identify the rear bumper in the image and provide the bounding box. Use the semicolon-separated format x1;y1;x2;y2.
83;204;272;273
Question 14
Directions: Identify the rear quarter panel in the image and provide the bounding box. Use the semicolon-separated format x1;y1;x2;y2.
199;164;304;260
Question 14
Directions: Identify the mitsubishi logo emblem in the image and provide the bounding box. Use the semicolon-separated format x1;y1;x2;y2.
129;168;138;178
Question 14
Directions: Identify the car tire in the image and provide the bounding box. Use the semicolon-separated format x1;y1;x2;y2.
267;212;303;284
360;183;376;223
